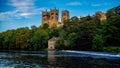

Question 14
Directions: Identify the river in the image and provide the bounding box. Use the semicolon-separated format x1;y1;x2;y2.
0;50;120;68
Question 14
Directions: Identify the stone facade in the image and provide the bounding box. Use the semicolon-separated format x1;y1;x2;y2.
42;8;69;28
48;37;59;50
49;9;58;28
95;11;106;21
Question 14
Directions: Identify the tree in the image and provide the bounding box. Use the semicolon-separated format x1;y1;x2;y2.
0;33;3;49
67;33;77;49
3;30;15;49
80;20;97;38
55;39;65;50
103;10;120;46
31;29;49;50
31;25;37;30
70;16;80;23
49;27;59;38
42;23;49;29
59;28;67;39
63;16;80;34
92;34;104;51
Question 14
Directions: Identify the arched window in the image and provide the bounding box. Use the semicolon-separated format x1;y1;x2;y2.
56;13;58;15
51;13;54;15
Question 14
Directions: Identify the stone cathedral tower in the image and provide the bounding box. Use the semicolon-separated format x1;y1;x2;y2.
42;10;49;25
49;8;59;27
61;10;69;24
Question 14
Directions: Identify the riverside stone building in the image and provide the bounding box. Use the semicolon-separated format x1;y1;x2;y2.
48;37;60;50
42;8;69;28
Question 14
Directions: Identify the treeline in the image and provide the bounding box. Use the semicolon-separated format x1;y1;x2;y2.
0;6;120;51
0;26;49;50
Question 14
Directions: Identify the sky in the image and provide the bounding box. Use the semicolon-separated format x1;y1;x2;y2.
0;0;120;32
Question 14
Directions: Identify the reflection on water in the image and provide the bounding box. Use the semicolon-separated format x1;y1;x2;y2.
0;50;120;68
48;51;56;65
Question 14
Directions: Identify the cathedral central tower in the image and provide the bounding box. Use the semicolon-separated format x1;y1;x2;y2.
49;8;58;27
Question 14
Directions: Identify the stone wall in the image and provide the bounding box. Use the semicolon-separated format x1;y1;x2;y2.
48;41;56;50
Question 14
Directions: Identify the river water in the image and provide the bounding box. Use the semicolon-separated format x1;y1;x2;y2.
0;50;120;68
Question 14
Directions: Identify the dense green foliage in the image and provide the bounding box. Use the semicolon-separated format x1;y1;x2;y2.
0;27;49;50
31;29;49;50
55;39;65;50
92;34;104;51
0;6;120;51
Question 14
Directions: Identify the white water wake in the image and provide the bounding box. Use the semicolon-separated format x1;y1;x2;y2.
62;50;120;58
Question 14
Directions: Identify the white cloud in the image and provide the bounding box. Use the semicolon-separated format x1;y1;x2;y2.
19;13;34;17
0;0;47;21
9;0;34;13
67;2;82;6
0;10;19;20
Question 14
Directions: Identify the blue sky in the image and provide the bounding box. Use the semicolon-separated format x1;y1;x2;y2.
0;0;120;32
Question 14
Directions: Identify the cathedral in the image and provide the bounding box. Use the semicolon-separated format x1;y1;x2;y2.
42;8;69;28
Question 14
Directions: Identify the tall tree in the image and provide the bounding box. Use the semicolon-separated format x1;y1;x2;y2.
31;29;49;50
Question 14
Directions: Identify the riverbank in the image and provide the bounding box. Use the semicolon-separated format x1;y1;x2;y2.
1;46;120;53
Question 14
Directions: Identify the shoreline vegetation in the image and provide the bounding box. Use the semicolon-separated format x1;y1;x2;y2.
0;46;120;53
0;6;120;52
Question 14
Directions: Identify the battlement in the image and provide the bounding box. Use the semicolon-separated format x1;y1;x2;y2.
62;10;69;13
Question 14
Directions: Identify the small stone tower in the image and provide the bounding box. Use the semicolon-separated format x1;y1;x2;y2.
62;10;69;24
42;10;49;26
95;11;106;21
49;8;59;28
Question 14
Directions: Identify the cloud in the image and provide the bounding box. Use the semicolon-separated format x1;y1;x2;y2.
91;4;101;6
0;0;47;21
0;10;19;21
91;3;110;7
19;13;35;18
9;0;34;13
67;2;82;6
